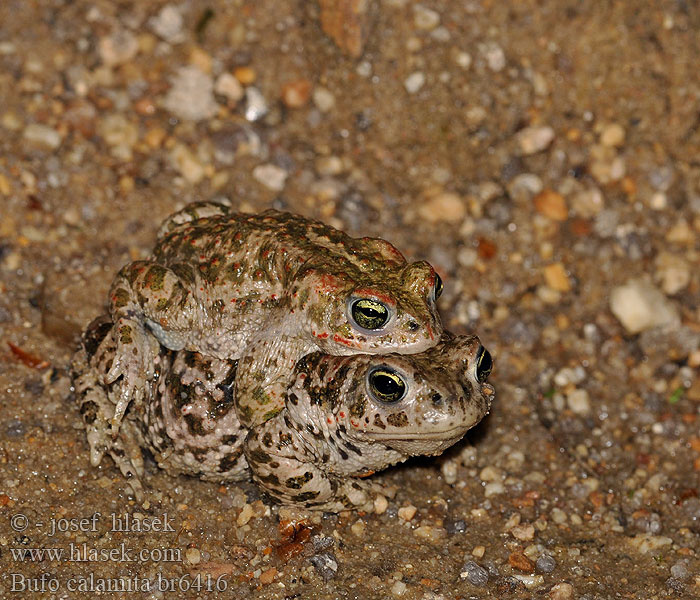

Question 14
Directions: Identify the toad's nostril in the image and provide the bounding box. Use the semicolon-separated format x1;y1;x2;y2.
431;393;443;407
407;320;419;331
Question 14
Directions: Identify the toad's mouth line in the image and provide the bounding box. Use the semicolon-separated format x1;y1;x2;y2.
363;426;474;441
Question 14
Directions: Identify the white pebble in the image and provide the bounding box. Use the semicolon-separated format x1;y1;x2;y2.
150;5;185;43
481;42;506;72
23;124;62;150
163;66;218;121
566;389;591;415
484;482;505;497
312;87;336;112
549;582;575;600
253;164;288;191
404;71;426;94
441;459;458;485
398;505;417;521
599;123;625;147
185;547;201;565
413;4;440;30
356;61;372;77
516;125;555;155
244;87;268;122
609;279;679;334
98;29;139;67
455;51;472;69
215;73;244;103
391;580;407;596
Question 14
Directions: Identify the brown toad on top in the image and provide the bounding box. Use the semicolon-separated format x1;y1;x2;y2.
74;317;494;511
94;202;444;464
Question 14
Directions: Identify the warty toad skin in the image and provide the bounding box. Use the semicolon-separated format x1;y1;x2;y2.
73;316;494;512
96;203;445;456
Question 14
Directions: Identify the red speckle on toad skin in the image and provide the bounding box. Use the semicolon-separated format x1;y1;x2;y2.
352;288;396;307
339;411;345;418
350;420;359;428
333;334;359;348
327;417;333;424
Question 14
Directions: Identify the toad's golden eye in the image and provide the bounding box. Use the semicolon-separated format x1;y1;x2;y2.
434;273;443;300
476;346;493;383
368;368;407;403
351;299;390;331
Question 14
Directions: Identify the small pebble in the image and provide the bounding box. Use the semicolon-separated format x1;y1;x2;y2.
484;482;505;497
609;278;679;334
551;508;568;524
600;123;626;147
281;79;312;108
413;4;440;30
398;505;417;521
23;124;62;150
628;533;673;553
149;5;185;43
374;495;388;515
536;554;557;573
460;560;488;586
417;192;466;223
253;164;288;191
312;87;336;112
534;190;568;221
549;582;574;600
590;155;626;184
571;188;604;217
566;389;591;415
445;519;467;534
511;524;535;541
350;519;366;536
185;547;201;565
481;41;506;72
98;29;139;67
455;51;472;69
163;66;218;121
391;580;407;596
507;173;543;202
309;552;339;581
170;144;206;184
234;66;257;85
259;567;277;584
509;551;535;572
543;263;571;292
237;503;254;526
441;459;458;484
244;87;268;121
215;73;244;103
404;72;426;94
516;125;555;155
479;466;502;482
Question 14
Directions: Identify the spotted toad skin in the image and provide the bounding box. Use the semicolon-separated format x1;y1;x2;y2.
73;317;493;511
97;203;443;459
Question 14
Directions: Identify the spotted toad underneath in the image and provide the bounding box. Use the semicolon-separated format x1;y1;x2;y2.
97;203;444;458
73;316;494;511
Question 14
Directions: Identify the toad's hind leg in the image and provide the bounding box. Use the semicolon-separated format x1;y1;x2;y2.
105;260;201;427
244;414;383;512
72;316;146;501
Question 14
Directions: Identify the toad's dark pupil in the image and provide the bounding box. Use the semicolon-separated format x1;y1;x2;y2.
369;369;406;403
476;346;493;383
352;299;389;330
434;273;443;299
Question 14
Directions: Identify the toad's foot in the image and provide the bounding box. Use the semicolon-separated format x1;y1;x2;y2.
245;420;390;512
100;317;161;428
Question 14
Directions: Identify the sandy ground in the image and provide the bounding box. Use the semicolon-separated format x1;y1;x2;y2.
0;1;699;598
